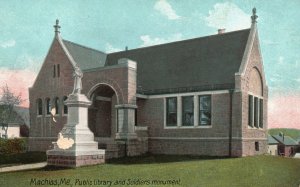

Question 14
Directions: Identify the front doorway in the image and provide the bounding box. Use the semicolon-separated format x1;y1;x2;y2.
88;84;117;138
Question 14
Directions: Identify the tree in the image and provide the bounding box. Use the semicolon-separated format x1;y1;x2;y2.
0;85;23;139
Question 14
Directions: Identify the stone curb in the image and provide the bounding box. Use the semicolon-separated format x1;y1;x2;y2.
0;162;47;173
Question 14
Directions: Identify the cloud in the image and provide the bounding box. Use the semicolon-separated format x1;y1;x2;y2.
262;39;278;46
0;39;16;48
0;54;41;108
205;2;250;31
154;0;181;20
277;56;284;65
105;43;122;53
0;68;37;108
140;33;183;47
268;93;300;129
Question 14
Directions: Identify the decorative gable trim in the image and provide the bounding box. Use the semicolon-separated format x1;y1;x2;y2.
236;24;257;76
56;35;80;72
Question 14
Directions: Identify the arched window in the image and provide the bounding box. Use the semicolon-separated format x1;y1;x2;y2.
37;98;43;115
63;96;68;114
45;98;51;115
54;97;59;115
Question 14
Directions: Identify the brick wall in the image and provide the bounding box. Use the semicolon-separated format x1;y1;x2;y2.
29;38;74;151
136;93;233;156
236;33;268;156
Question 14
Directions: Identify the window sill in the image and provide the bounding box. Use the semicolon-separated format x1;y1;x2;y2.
247;126;264;130
164;125;212;129
37;115;43;118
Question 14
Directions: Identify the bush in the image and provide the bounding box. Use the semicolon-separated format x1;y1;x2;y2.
0;138;27;154
0;152;46;165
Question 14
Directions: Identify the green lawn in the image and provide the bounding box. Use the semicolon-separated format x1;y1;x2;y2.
268;128;300;140
0;155;300;187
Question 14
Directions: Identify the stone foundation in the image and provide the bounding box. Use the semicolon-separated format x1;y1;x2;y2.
148;138;230;156
47;154;105;167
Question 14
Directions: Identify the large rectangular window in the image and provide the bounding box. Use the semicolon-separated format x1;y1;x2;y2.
166;97;177;126
248;95;253;127
199;95;211;126
182;96;194;126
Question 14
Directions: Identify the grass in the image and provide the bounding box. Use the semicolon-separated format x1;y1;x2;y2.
0;152;46;167
268;128;300;140
0;155;300;187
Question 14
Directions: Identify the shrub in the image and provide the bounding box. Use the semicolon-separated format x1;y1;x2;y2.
0;138;27;154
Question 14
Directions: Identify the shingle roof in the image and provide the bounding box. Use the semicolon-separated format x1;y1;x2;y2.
106;29;250;94
63;40;107;70
0;105;28;126
14;106;30;127
268;135;279;144
272;135;299;146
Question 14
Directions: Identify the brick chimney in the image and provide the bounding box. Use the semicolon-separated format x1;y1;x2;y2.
218;29;225;34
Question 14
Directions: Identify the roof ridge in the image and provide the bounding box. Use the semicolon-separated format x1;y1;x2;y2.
63;39;106;54
108;28;251;54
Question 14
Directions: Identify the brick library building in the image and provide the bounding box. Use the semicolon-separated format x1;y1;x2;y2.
28;10;268;158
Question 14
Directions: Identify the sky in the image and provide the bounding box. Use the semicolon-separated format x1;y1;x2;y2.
0;0;299;129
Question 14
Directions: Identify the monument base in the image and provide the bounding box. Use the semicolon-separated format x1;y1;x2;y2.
47;149;105;167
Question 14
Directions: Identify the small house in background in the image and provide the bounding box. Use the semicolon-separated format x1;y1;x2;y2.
0;106;29;139
267;134;278;155
272;133;299;157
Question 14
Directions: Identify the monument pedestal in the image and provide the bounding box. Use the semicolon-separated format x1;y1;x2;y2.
47;93;105;167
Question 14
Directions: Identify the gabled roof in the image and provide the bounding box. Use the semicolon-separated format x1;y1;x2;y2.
14;106;30;127
0;105;29;126
272;135;299;146
106;29;251;94
63;40;107;70
268;135;279;144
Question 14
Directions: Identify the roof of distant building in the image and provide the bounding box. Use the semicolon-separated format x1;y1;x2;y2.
268;134;279;144
272;134;298;146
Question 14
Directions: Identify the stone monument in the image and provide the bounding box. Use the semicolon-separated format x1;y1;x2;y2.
47;65;105;167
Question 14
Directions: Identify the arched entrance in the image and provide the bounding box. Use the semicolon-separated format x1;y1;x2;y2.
88;84;118;138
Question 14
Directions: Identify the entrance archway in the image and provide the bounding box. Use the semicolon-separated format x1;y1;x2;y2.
88;84;117;138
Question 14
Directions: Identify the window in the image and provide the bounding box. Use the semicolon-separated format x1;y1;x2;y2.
254;97;259;128
46;98;51;115
57;64;60;77
37;98;43;115
63;96;68;114
248;94;263;128
255;142;259;151
199;95;211;126
259;99;263;128
166;97;177;126
182;96;194;126
53;65;56;77
54;97;59;115
248;95;253;127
